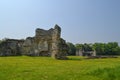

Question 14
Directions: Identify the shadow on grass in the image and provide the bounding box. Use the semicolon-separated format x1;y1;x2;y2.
68;58;82;61
67;56;84;61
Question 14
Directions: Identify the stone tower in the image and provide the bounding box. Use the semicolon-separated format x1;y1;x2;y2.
52;25;68;59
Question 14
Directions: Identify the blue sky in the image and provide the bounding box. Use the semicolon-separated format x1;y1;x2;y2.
0;0;120;44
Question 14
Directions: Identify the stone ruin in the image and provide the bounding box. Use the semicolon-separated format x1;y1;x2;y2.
0;25;68;59
76;49;96;56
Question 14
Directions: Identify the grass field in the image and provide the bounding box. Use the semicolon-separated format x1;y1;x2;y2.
0;56;120;80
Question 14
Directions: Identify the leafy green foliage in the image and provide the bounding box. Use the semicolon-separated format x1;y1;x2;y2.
75;44;83;50
93;42;120;55
67;42;76;55
75;43;93;51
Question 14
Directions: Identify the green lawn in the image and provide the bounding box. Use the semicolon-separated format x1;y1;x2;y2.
0;56;120;80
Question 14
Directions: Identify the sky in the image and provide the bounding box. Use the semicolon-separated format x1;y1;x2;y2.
0;0;120;44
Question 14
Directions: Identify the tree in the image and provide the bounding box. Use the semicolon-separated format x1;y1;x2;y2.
93;43;106;55
75;44;83;50
67;42;76;55
105;42;120;55
82;43;93;51
93;42;120;55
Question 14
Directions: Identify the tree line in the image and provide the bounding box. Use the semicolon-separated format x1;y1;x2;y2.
67;42;120;56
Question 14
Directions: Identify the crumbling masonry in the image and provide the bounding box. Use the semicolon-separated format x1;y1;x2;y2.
0;25;68;59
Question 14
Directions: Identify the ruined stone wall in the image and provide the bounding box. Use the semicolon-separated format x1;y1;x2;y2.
0;25;68;59
0;39;24;56
23;24;68;59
